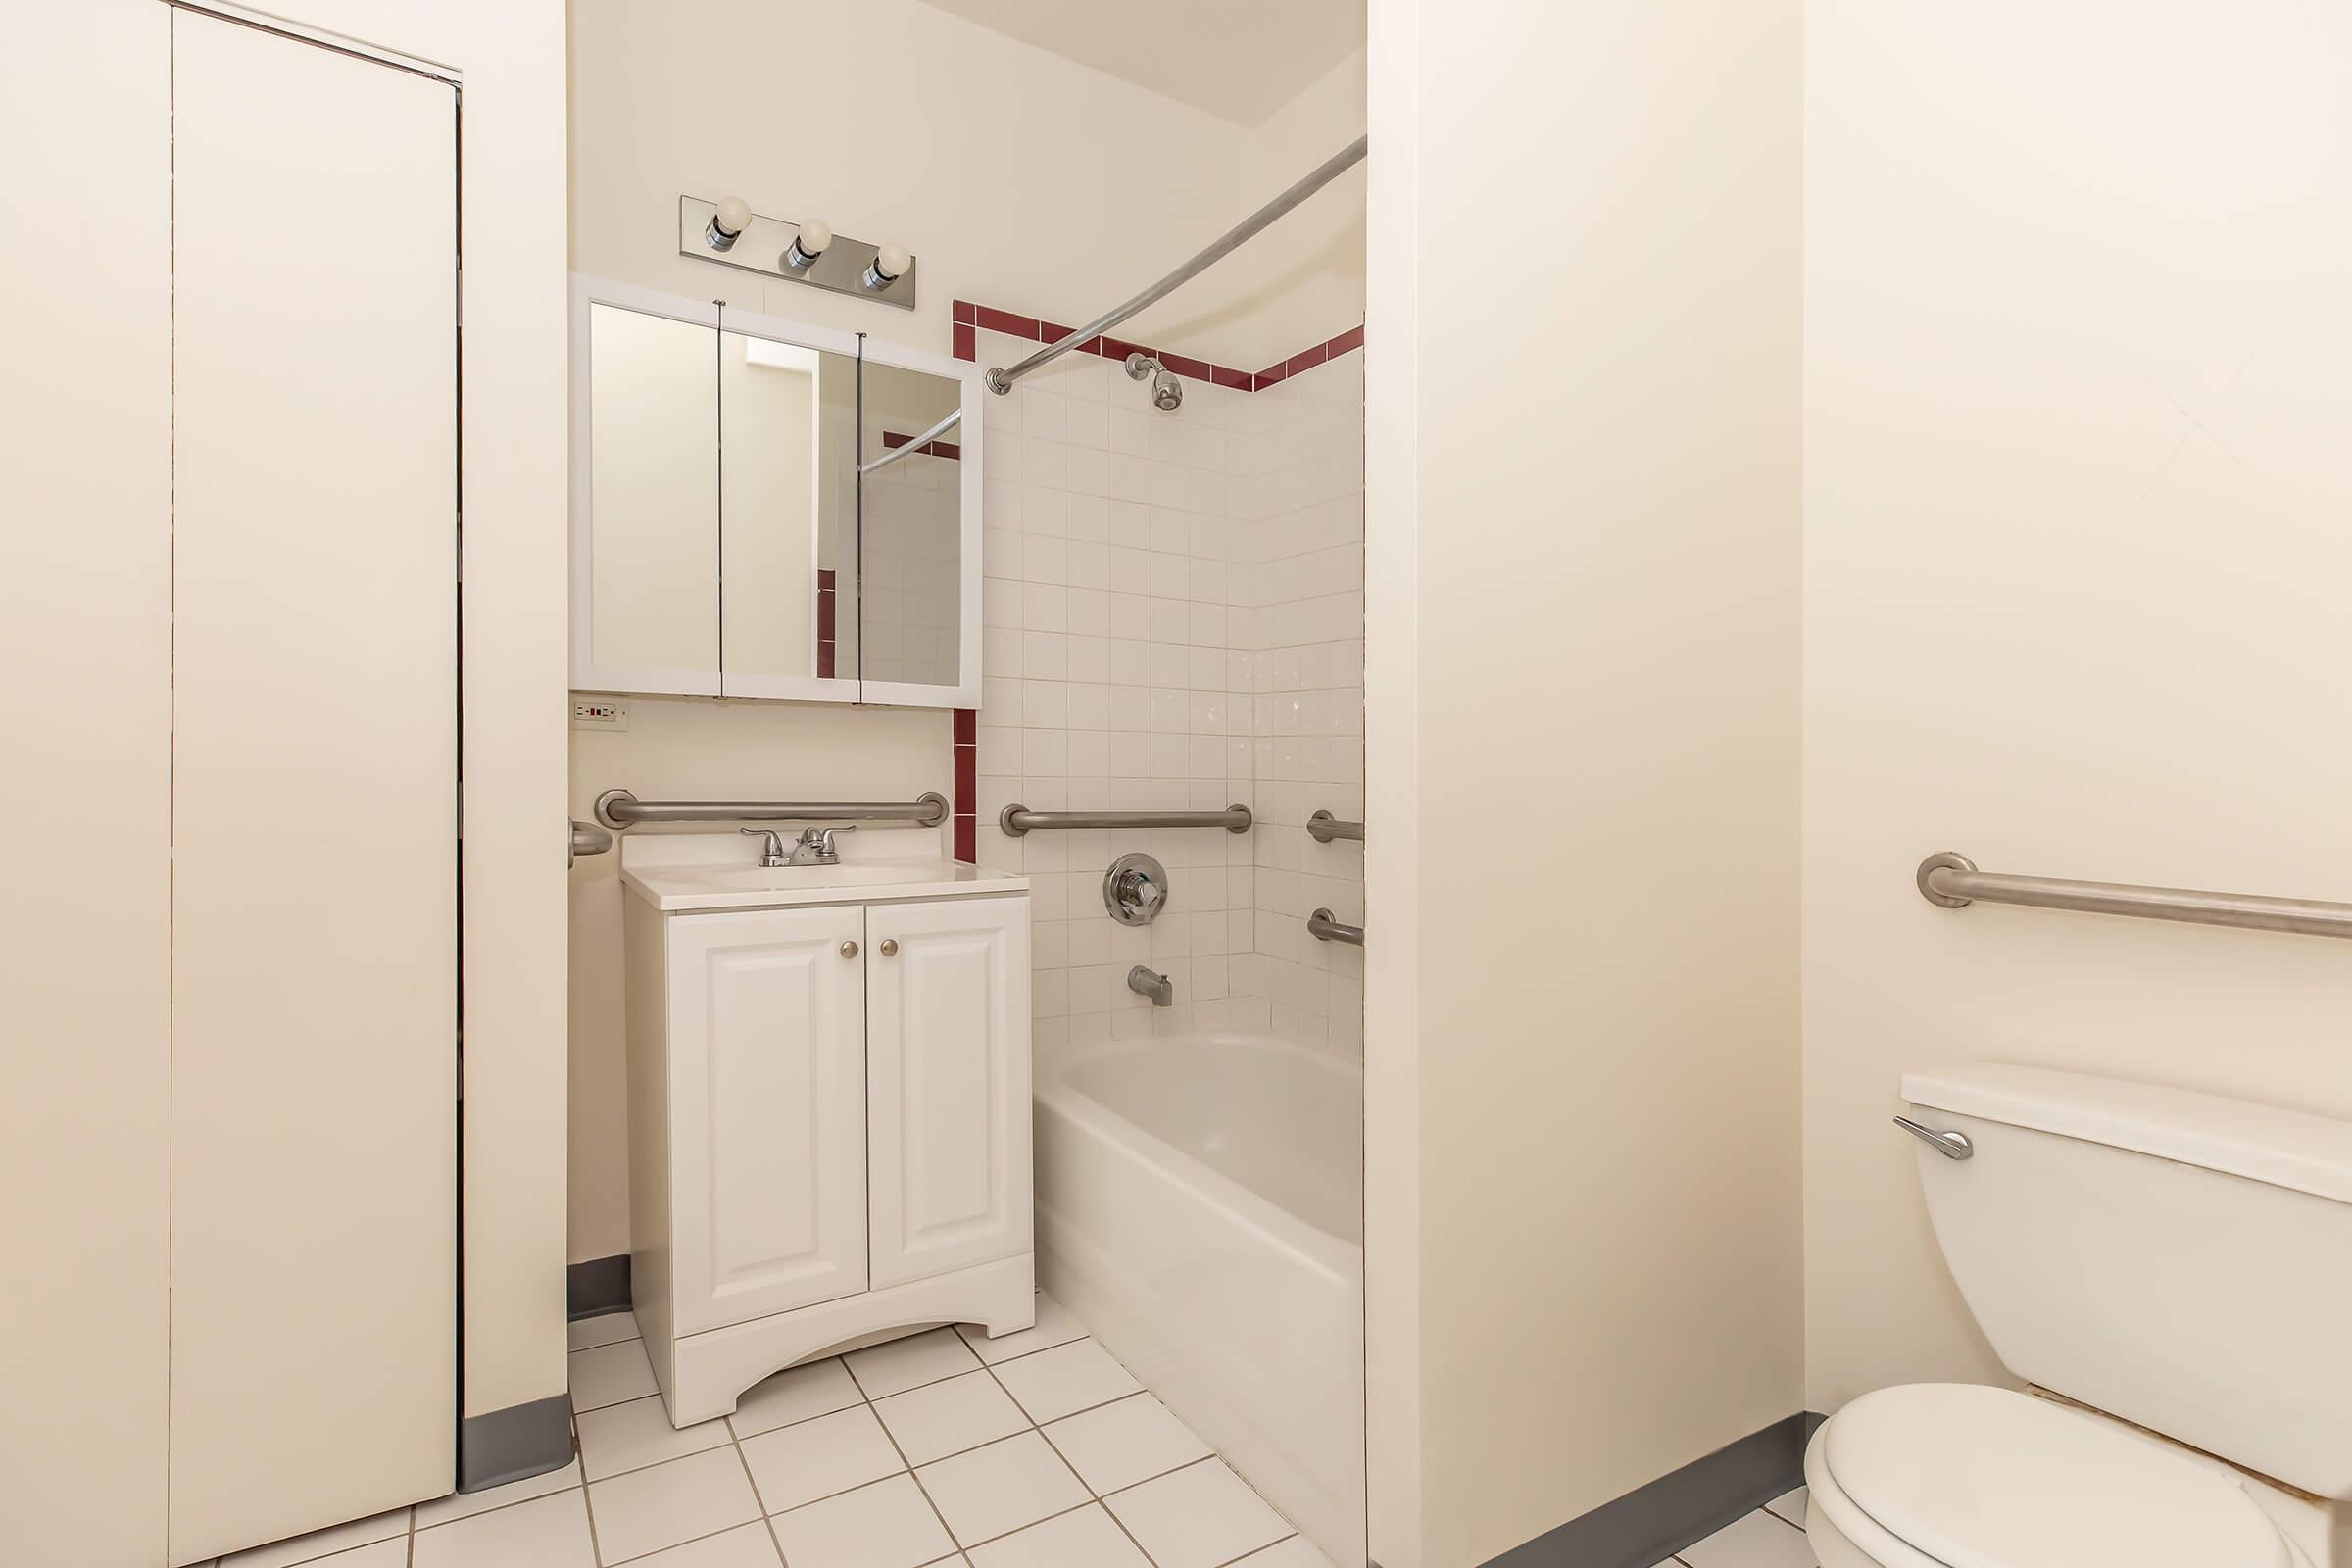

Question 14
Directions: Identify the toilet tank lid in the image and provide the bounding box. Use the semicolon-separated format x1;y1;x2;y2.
1904;1063;2352;1205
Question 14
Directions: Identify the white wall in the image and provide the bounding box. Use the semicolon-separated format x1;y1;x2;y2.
568;0;1364;371
1363;1;1804;1563
566;0;1366;1262
1803;0;2352;1412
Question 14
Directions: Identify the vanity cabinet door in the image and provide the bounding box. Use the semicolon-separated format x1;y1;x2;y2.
667;906;869;1333
865;897;1032;1289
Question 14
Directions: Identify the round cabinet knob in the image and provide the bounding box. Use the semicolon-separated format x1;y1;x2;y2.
840;940;858;958
880;939;900;956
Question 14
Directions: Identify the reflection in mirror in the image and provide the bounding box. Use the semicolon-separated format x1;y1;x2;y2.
588;303;716;677
718;330;859;687
858;362;965;688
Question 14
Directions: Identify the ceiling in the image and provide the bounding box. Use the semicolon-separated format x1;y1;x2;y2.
914;0;1364;126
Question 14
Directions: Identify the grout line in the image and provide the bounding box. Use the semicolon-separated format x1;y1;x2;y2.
848;1342;967;1564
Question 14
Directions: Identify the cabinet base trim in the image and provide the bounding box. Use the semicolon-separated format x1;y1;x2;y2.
661;1253;1036;1425
567;1253;632;1321
457;1394;574;1494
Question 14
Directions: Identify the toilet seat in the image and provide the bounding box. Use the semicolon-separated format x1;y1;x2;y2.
1807;1384;2297;1568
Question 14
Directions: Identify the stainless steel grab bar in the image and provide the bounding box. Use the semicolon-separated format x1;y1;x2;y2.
570;820;614;865
596;789;950;833
1306;810;1363;844
1917;852;2352;940
1307;908;1363;946
1000;803;1251;837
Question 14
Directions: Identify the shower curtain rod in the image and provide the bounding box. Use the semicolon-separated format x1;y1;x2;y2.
984;133;1369;397
858;407;963;475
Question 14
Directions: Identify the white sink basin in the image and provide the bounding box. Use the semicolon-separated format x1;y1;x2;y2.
618;846;1027;912
693;862;956;893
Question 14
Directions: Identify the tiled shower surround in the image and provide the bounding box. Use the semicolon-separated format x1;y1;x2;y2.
956;314;1365;1057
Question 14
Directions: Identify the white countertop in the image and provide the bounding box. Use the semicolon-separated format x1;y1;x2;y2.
618;830;1027;912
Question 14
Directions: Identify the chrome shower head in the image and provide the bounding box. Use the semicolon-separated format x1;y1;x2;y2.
1124;351;1184;412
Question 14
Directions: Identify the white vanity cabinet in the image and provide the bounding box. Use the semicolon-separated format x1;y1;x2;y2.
622;847;1033;1426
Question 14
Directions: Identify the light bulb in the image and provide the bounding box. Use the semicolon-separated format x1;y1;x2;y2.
707;194;751;252
783;220;833;270
864;242;911;290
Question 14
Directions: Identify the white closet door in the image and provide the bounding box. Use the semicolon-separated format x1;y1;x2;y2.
170;12;458;1561
0;5;172;1564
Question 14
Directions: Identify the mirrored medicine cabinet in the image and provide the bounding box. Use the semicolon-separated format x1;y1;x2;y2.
569;275;981;708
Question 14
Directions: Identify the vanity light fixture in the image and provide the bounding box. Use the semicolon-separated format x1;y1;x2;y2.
781;219;832;271
705;194;752;253
677;195;917;310
863;242;911;293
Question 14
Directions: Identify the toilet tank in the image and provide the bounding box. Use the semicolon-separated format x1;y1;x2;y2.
1903;1063;2352;1499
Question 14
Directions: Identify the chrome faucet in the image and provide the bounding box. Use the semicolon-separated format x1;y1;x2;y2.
1127;965;1173;1007
740;828;790;867
787;826;843;866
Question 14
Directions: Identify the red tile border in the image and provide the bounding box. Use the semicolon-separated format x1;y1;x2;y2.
952;706;979;863
882;430;962;460
949;299;1362;394
815;567;837;679
973;304;1037;339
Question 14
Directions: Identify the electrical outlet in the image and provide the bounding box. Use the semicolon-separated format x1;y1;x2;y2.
571;696;629;731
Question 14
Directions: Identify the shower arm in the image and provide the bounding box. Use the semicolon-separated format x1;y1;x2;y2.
984;134;1368;396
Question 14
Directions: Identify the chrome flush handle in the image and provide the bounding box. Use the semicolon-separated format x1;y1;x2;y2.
1894;1116;1975;1160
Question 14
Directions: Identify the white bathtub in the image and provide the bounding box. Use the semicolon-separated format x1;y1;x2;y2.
1035;1031;1364;1565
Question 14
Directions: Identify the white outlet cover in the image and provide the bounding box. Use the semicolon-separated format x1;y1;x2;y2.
571;695;629;731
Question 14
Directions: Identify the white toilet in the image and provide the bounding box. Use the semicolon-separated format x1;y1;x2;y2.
1807;1063;2352;1568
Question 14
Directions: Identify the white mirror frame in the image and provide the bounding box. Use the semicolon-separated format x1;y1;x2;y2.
568;272;983;710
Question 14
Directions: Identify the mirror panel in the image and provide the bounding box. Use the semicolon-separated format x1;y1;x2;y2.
587;302;717;680
717;331;860;689
858;361;966;690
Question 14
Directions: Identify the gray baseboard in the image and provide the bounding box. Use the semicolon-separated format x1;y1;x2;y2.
457;1394;574;1494
568;1253;631;1321
1480;1412;1821;1568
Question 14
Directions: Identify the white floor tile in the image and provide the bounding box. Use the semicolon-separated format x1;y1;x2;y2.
1232;1539;1337;1568
586;1446;762;1564
568;1310;641;1352
956;1294;1087;1365
1680;1507;1818;1568
414;1456;583;1529
415;1490;597;1568
569;1337;659;1413
767;1474;957;1568
577;1393;732;1480
222;1506;410;1567
846;1327;985;1398
965;1502;1151;1568
727;1356;864;1439
915;1432;1090;1547
874;1370;1030;1465
990;1339;1140;1423
625;1520;785;1567
1765;1485;1809;1527
1103;1459;1289;1568
1042;1394;1211;1494
739;1403;905;1514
